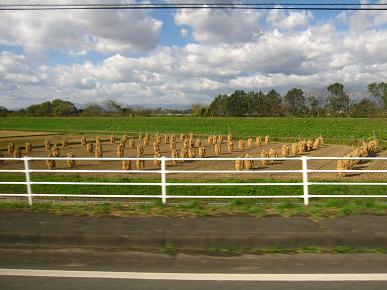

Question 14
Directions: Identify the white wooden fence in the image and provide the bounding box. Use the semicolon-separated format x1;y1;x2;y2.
0;156;386;205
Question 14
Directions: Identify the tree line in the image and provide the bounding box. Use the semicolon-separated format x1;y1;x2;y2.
192;82;387;117
0;99;190;117
0;82;385;118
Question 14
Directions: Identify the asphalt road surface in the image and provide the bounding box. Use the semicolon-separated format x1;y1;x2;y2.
0;248;386;290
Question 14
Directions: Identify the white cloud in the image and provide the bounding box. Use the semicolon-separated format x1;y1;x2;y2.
0;5;386;109
267;8;313;30
174;8;262;44
180;28;190;38
0;8;162;55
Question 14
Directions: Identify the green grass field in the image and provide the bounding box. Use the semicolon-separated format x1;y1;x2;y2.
0;117;386;142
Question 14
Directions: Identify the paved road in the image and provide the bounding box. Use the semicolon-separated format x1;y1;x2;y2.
1;276;386;290
1;212;387;249
0;248;386;290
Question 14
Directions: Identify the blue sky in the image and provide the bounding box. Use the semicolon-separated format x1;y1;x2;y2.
0;1;386;109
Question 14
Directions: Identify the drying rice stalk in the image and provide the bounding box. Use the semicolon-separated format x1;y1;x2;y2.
86;142;94;153
61;138;68;149
51;144;60;157
214;143;222;156
153;142;160;153
243;154;254;170
143;134;150;146
138;133;144;141
128;138;135;149
281;145;290;158
306;140;313;151
207;135;213;145
180;134;185;142
46;153;56;170
183;139;189;149
180;148;189;159
96;140;102;151
337;160;347;177
291;143;298;155
227;141;234;153
268;148;278;158
212;135;217;145
122;159;132;170
264;135;270;145
170;135;176;143
298;141;306;153
96;136;101;143
154;151;161;166
44;139;51;151
217;135;223;144
136;155;145;170
235;156;243;171
110;135;115;144
189;138;194;148
198;146;206;158
188;147;196;158
171;149;178;165
227;133;232;142
238;140;245;151
66;152;75;168
169;141;176;150
8;142;15;154
255;136;261;147
95;149;103;158
116;144;124;157
164;134;170;144
195;138;202;147
81;137;87;146
136;144;144;156
312;138;321;150
13;147;21;158
247;137;253;148
260;150;269;166
25;142;32;154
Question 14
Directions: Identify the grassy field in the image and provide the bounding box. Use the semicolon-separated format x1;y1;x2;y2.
0;174;385;201
0;117;386;142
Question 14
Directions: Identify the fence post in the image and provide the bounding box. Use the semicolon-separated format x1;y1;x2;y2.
161;156;167;205
301;156;309;206
23;157;33;205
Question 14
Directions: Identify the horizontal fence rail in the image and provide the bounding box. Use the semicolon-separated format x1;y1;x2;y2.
0;156;386;205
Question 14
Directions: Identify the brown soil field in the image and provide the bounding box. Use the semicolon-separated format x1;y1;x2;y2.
0;130;56;138
0;133;386;182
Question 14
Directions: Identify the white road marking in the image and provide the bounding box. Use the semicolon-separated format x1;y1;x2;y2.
0;269;386;281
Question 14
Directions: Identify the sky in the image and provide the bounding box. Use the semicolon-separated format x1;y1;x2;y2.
0;0;386;109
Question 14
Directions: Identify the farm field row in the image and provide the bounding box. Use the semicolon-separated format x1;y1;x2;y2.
0;134;386;181
0;117;386;142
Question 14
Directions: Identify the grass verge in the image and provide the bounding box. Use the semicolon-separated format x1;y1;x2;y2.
0;198;386;219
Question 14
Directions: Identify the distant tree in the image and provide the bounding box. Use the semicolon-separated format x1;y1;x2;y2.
51;99;78;116
226;90;249;116
351;98;377;117
327;83;350;116
284;88;307;116
264;89;283;116
207;94;228;117
81;103;104;116
0;106;9;117
191;103;208;117
368;82;387;108
26;101;52;117
247;91;264;116
102;100;122;116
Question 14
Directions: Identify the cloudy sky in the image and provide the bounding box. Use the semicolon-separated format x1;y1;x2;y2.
0;0;386;109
